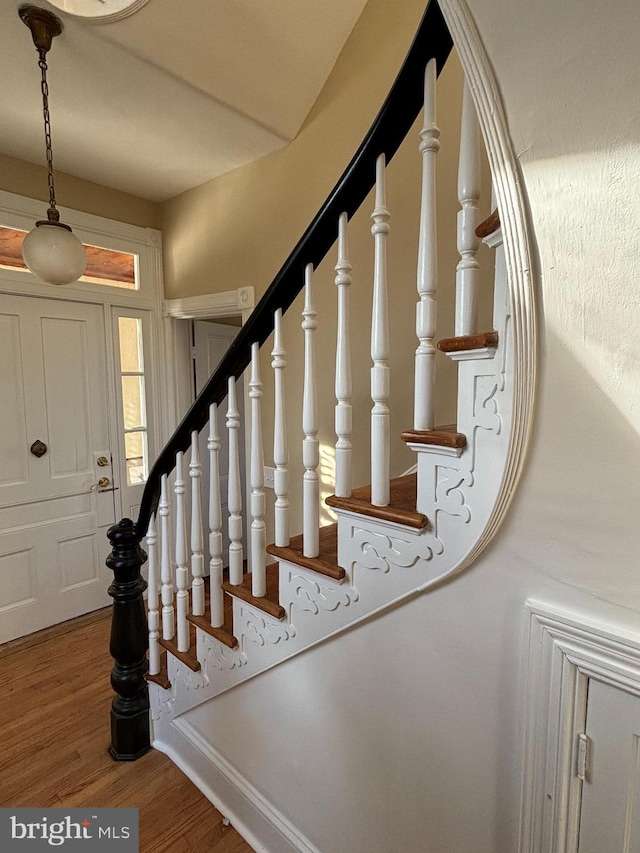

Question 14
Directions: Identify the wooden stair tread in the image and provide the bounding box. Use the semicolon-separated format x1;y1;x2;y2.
476;208;500;238
326;474;428;530
157;637;201;673
437;330;498;353
185;576;238;648
401;424;466;449
267;523;345;581
145;650;171;690
187;613;238;649
222;563;285;620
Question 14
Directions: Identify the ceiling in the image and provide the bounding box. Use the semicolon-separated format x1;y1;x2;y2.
0;0;369;202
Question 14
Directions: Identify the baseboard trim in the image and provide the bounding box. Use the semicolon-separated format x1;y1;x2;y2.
153;715;320;853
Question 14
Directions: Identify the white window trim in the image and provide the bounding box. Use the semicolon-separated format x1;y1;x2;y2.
113;308;154;489
520;601;640;853
0;188;162;305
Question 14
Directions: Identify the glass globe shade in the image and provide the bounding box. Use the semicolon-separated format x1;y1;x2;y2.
22;222;87;286
45;0;151;23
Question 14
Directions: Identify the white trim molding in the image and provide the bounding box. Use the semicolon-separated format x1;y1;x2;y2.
0;188;161;253
520;601;640;853
152;713;321;853
438;0;537;568
161;287;255;431
164;287;255;322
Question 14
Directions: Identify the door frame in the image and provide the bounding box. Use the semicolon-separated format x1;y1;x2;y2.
0;189;169;522
163;286;254;420
163;287;255;533
520;600;640;853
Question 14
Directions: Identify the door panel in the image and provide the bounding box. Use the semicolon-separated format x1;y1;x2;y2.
0;297;110;506
0;546;36;611
0;294;114;642
578;678;640;852
41;316;93;478
0;312;30;487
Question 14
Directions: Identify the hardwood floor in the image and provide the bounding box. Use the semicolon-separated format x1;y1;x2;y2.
0;609;255;852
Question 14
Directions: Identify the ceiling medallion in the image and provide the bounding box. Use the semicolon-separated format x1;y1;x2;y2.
44;0;151;24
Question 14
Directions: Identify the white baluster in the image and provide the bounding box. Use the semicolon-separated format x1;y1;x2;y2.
370;154;391;506
302;263;320;558
159;474;174;641
227;376;244;585
249;342;266;597
272;309;290;548
455;77;481;336
414;59;440;431
146;513;160;676
334;212;353;498
208;403;224;628
189;430;205;617
174;451;190;653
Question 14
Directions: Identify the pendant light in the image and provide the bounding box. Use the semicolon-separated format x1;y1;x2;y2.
19;5;87;285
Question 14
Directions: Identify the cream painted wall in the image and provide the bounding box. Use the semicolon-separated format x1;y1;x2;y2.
0;152;160;229
161;0;435;301
182;1;640;851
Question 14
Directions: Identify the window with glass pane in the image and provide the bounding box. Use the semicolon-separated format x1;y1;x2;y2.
0;225;138;289
118;316;148;484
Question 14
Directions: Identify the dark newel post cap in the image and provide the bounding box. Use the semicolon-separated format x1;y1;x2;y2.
108;516;136;542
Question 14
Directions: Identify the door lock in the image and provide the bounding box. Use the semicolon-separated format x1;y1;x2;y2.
97;456;109;467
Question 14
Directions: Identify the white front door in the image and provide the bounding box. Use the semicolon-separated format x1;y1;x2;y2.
578;678;640;852
0;294;115;642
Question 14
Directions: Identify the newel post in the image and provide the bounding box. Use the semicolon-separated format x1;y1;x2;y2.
107;517;151;761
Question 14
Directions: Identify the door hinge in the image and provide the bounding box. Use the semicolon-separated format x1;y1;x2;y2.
576;732;591;781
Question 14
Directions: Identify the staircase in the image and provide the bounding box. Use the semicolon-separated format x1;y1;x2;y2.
141;210;509;719
105;0;525;840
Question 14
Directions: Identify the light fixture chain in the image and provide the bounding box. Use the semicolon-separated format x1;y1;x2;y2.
19;5;87;285
38;52;59;222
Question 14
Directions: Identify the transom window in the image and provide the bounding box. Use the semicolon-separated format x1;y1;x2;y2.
0;225;138;290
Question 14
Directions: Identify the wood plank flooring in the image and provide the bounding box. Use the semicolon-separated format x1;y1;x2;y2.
0;608;255;852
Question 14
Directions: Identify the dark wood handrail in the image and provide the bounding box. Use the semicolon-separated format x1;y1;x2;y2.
135;0;453;538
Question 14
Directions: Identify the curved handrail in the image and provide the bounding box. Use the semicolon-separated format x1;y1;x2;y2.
136;0;453;538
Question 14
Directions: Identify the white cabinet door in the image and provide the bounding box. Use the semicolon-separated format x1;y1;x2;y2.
0;294;114;642
578;678;640;852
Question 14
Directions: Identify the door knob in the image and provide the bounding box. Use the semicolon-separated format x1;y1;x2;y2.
30;439;47;457
91;477;112;490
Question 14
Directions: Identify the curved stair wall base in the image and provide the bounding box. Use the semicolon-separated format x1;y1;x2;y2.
153;716;321;853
